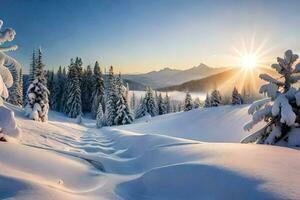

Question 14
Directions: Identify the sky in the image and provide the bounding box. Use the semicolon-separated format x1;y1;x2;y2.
2;0;300;74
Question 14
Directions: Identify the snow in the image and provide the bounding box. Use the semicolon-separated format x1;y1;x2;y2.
1;103;300;199
121;105;265;142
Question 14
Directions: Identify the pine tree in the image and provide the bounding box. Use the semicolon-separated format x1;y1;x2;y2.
25;48;49;122
64;58;82;118
28;51;36;85
81;65;93;112
36;48;46;86
184;92;193;111
135;97;147;119
204;93;211;108
210;89;222;107
60;67;68;112
52;66;63;111
91;61;104;118
105;66;118;126
157;93;166;115
232;86;243;105
96;102;105;128
164;92;171;114
7;63;23;107
46;70;55;109
114;74;133;125
143;87;158;117
243;50;300;146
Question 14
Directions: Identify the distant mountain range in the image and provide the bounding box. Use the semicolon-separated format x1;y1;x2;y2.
124;63;228;89
159;67;277;95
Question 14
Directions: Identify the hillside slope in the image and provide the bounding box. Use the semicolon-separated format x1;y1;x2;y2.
1;104;300;200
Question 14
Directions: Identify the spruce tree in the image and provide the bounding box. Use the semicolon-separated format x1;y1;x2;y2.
28;51;36;85
64;58;82;118
7;63;23;107
36;48;46;86
135;97;147;119
204;93;211;108
143;87;158;117
164;92;171;114
210;89;222;107
25;48;49;122
243;50;300;146
91;61;104;118
232;86;243;105
105;66;118;126
184;92;193;111
46;70;55;109
81;65;93;112
157;93;166;115
114;73;133;125
60;67;68;112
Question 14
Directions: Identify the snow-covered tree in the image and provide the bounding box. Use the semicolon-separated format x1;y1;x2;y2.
81;64;93;112
113;73;133;125
25;79;50;121
105;66;118;126
7;63;23;107
193;97;201;109
28;51;36;85
64;58;82;118
46;70;55;109
164;92;171;113
210;89;222;107
91;61;104;118
36;48;47;86
25;48;49;122
96;102;105;128
0;19;22;138
59;67;68;112
204;93;211;108
157;93;166;115
135;97;146;119
143;87;158;117
243;50;300;146
184;92;193;111
232;86;243;105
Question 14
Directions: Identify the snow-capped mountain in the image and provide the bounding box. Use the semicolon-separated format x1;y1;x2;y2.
124;63;228;89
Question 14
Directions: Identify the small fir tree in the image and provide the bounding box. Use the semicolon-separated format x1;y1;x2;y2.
243;50;300;146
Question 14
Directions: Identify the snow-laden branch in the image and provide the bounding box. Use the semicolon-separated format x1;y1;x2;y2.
259;74;284;86
248;98;271;115
259;83;278;99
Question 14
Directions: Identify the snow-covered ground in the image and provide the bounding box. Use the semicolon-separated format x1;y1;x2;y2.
1;103;300;200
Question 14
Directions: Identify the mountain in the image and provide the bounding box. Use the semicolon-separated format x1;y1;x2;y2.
160;67;277;95
124;64;228;89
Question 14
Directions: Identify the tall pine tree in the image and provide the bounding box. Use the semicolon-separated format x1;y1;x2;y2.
64;58;82;118
105;66;117;126
91;61;104;118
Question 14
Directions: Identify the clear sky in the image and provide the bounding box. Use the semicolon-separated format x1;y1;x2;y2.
2;0;300;74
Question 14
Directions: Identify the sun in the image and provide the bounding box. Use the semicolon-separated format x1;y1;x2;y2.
242;54;257;70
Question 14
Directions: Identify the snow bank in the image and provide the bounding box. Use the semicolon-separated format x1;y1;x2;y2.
119;105;265;142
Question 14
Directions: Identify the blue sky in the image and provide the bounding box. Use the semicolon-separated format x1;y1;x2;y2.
2;0;300;73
